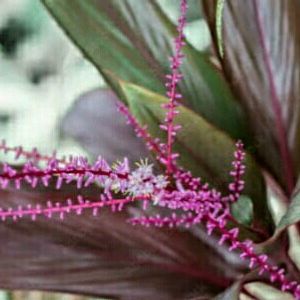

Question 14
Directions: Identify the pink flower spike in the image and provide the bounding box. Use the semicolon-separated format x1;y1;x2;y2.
0;0;299;297
225;141;246;202
117;102;205;190
161;0;188;174
0;195;151;223
0;139;66;164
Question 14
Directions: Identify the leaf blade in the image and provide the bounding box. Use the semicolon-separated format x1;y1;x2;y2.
203;0;300;193
42;0;251;143
0;187;238;299
278;178;300;229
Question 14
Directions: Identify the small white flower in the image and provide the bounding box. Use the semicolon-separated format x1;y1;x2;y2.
126;160;168;197
153;175;168;189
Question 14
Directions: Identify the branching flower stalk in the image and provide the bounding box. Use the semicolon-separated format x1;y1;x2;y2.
0;0;299;298
117;102;202;191
160;0;187;174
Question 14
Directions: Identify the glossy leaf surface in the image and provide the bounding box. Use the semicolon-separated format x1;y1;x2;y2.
0;186;242;300
203;0;300;194
42;0;250;143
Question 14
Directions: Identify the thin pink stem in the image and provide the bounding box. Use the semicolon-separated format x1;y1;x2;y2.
118;102;202;190
0;167;127;181
117;103;165;158
209;213;300;299
0;196;148;221
0;140;65;164
0;159;129;190
162;0;187;174
129;212;201;228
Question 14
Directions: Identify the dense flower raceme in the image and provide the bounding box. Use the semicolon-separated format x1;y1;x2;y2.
1;0;300;299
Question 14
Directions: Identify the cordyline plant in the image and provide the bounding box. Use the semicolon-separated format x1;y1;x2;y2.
1;0;300;299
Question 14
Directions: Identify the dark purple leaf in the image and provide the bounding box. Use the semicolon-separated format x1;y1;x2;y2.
202;0;300;195
0;186;244;299
61;89;148;163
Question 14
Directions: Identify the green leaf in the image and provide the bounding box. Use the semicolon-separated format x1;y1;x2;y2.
231;195;253;227
278;178;300;229
158;0;202;23
42;0;165;94
119;81;272;235
0;189;223;300
42;0;251;144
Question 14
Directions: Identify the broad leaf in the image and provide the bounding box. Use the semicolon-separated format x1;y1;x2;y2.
42;0;250;143
278;178;300;229
119;81;272;236
43;0;164;94
0;186;241;300
202;0;300;194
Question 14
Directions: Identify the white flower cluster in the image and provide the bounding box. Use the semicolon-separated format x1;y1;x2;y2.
127;161;168;196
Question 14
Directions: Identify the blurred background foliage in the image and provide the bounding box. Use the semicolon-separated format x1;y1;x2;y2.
0;0;210;299
0;0;101;162
0;0;210;163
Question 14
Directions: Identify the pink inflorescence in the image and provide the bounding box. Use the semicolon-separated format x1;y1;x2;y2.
117;103;165;162
0;0;299;299
227;140;246;202
129;172;300;298
0;156;129;191
117;102;202;191
0;154;168;198
1;143;299;298
0;139;63;164
160;0;187;174
0;196;146;222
